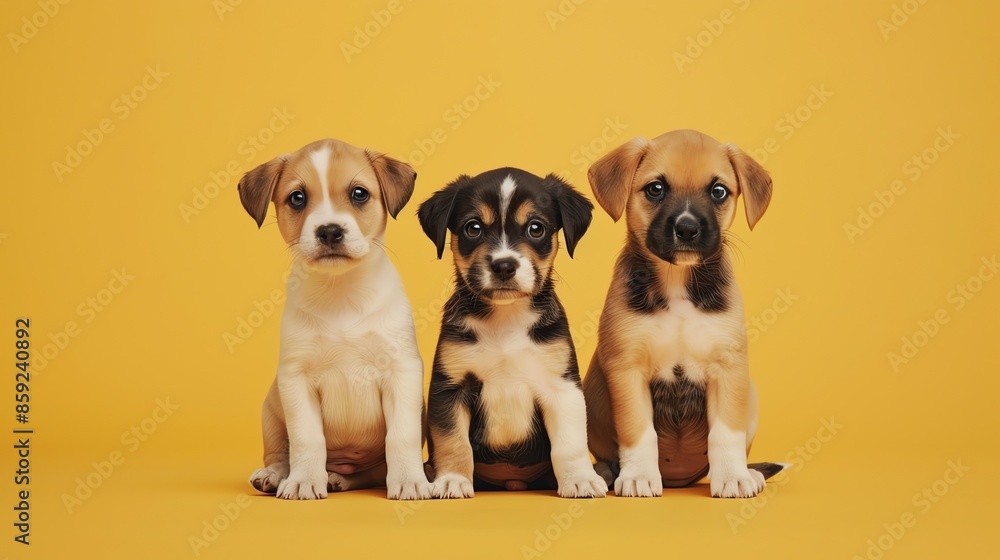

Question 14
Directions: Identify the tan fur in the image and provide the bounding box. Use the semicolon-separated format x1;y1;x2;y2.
428;409;474;481
725;144;772;230
238;139;416;244
475;201;496;225
449;235;489;281
364;148;416;220
588;137;650;222
240;139;429;501
514;200;536;224
584;129;774;498
273;140;388;245
589;130;771;231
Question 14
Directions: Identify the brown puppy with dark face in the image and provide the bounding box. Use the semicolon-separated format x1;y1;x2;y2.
583;129;785;498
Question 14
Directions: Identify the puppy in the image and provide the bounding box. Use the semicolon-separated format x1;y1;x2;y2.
417;168;607;499
238;138;431;500
583;130;786;498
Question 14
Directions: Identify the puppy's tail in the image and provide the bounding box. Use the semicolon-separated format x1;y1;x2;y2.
748;462;790;480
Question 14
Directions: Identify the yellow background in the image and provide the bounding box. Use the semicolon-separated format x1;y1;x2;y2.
2;1;998;558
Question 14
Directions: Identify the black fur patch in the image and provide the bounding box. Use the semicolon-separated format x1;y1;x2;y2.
650;375;708;440
643;178;724;264
748;462;787;480
527;278;569;344
442;280;493;322
621;237;668;313
438;322;477;344
562;344;582;387
527;314;568;345
527;278;582;385
426;370;481;436
686;254;731;313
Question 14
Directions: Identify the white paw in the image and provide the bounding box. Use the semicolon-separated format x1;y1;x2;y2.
249;464;288;494
711;468;766;498
558;471;608;498
276;472;329;500
431;473;474;499
614;467;663;497
387;470;433;500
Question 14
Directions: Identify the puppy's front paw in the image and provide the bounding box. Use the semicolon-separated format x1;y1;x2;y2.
558;472;608;498
249;464;288;494
614;467;663;497
431;473;474;499
276;472;329;500
711;468;765;498
387;471;432;500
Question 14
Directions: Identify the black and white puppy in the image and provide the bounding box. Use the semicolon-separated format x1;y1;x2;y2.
417;168;607;499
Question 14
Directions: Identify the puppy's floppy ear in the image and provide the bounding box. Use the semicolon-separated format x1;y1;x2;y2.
725;143;773;230
238;156;286;228
417;176;469;259
366;149;416;219
542;174;594;258
588;136;650;222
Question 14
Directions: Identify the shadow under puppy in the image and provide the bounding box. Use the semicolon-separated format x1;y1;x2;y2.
238;138;431;500
583;129;786;498
417;168;607;498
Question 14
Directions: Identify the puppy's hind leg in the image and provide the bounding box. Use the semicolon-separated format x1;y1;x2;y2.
328;462;388;492
583;361;619;490
250;381;290;494
593;460;619;489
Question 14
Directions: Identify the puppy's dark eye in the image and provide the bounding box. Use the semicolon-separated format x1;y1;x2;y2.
288;190;307;209
464;220;483;238
645;181;666;201
526;221;545;239
710;183;729;202
350;186;370;204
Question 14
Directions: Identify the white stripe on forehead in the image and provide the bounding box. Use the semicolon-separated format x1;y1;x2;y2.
499;174;516;247
310;146;332;205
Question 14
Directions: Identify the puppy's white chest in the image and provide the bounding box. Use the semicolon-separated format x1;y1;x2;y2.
476;328;556;379
443;312;566;449
643;298;739;382
284;307;392;375
455;306;566;383
280;309;400;446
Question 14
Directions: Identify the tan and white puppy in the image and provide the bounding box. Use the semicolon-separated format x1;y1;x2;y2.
583;129;785;498
238;138;431;500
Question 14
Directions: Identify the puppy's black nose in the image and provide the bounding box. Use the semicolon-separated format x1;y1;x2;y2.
490;258;519;281
674;218;700;242
316;224;345;248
